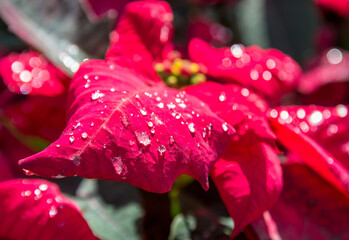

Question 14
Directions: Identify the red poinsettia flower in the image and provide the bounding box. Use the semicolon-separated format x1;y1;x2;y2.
19;1;284;237
188;38;302;104
0;179;97;240
19;1;234;193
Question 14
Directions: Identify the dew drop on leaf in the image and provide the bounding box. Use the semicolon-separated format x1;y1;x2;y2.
169;136;175;146
81;132;88;140
69;136;75;144
188;123;195;134
135;132;151;146
158;145;166;156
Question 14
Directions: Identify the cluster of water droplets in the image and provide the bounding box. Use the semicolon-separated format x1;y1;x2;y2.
220;43;297;84
9;53;55;95
269;105;348;135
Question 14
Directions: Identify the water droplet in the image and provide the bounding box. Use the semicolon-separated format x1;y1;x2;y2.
280;110;289;120
90;122;94;127
20;70;32;83
157;103;164;108
178;103;187;108
188;123;195;134
167;103;176;109
95;76;99;80
231;44;244;58
219;92;226;101
222;122;228;132
241;88;250;97
34;189;41;196
296;108;306;119
39;184;48;191
84;75;89;80
175;98;181;103
140;108;147;116
156;97;161;102
84;83;90;88
262;71;272;81
121;115;129;128
147;122;154;128
270;109;278;118
49;206;58;218
169;136;175;146
24;190;32;197
250;70;259;80
73;122;81;130
158;145;166;156
129;139;135;146
112;156;123;175
73;156;81;166
266;59;276;69
327;48;343;64
69;136;75;144
300;121;309;132
135;132;151;146
110;88;116;92
23;169;34;176
91;90;105;100
309;111;323;126
81;132;88;140
336;104;348;117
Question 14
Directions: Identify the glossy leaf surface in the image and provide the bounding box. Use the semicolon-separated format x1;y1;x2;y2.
0;179;96;240
211;143;282;237
185;81;276;147
268;105;349;197
20;60;233;193
188;38;302;102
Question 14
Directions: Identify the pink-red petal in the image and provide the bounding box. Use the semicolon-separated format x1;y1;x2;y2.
19;60;233;193
0;179;96;240
211;143;283;238
185;81;276;147
105;1;174;84
268;105;349;198
188;38;302;103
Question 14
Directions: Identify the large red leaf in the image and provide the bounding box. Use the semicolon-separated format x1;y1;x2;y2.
105;1;174;84
211;143;283;238
185;81;276;147
188;38;302;103
267;163;349;239
0;179;96;240
268;105;349;198
19;60;233;193
0;50;68;96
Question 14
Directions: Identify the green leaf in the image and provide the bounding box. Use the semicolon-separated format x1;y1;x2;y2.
0;0;112;76
68;179;143;240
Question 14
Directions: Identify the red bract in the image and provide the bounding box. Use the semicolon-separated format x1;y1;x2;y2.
211;143;282;238
105;1;174;84
268;105;349;198
0;179;96;240
0;50;68;96
188;38;302;103
19;60;233;193
185;81;276;147
299;48;349;106
186;82;282;237
264;163;349;239
314;0;349;18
